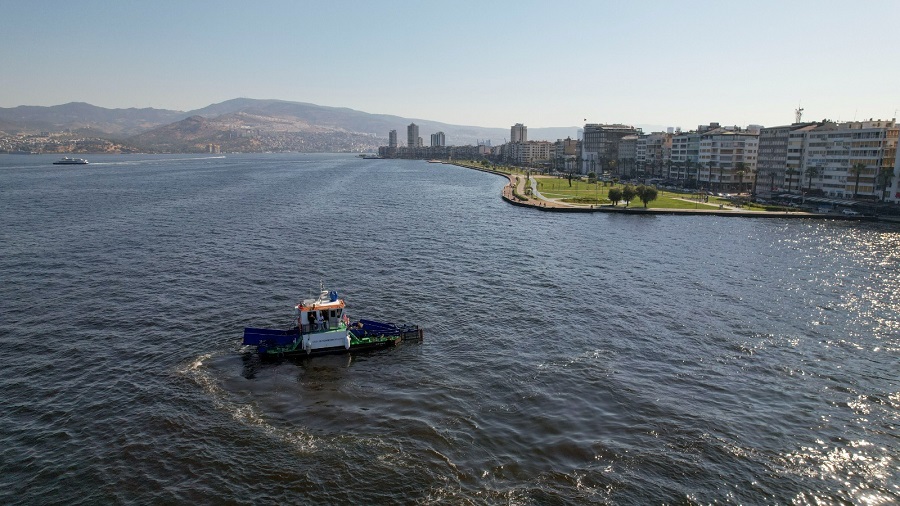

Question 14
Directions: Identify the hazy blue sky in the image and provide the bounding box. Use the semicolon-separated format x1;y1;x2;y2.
2;1;898;130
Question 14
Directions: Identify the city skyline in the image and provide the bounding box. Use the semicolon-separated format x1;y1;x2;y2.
2;1;898;130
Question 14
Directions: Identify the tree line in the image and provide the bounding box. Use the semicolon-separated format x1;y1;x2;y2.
608;184;658;208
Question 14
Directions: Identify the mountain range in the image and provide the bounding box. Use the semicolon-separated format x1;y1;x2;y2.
0;98;582;153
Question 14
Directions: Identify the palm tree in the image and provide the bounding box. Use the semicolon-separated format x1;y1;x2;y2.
705;161;715;191
805;165;821;193
876;166;894;202
785;168;799;193
751;167;760;198
695;161;702;190
734;162;747;194
716;163;724;193
850;162;866;199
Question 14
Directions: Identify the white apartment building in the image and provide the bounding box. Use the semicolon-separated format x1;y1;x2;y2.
698;128;759;192
801;119;898;199
670;130;702;183
636;132;673;178
891;141;900;203
671;123;757;189
507;140;551;166
635;136;647;164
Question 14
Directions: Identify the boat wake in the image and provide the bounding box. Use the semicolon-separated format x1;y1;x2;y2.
176;352;321;452
90;155;226;166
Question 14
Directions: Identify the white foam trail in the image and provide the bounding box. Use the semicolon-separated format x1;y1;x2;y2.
176;352;320;452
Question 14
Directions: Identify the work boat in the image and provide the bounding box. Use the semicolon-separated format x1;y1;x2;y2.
242;286;423;358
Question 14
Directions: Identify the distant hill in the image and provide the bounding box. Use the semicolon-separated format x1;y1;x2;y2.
184;98;580;145
127;113;386;153
0;98;581;152
0;102;186;137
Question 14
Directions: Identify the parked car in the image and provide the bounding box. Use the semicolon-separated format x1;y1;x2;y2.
841;209;859;216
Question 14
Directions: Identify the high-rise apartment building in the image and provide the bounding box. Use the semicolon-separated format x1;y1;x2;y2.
670;123;758;190
511;123;527;143
407;123;419;148
801;119;897;199
431;131;445;147
756;123;817;195
388;129;398;148
670;130;702;182
754;119;898;199
698;128;758;191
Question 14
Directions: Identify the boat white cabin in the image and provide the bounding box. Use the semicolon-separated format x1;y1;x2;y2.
293;288;351;352
296;288;347;333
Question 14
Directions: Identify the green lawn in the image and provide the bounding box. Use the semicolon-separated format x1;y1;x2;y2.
448;169;780;211
536;177;609;202
535;177;733;209
651;194;722;209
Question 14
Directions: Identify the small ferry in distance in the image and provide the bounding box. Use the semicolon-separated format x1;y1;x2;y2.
242;284;423;358
53;157;89;165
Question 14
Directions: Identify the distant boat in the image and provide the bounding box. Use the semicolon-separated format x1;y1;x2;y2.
53;157;89;165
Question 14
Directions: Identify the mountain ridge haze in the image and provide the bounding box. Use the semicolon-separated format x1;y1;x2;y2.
0;98;585;152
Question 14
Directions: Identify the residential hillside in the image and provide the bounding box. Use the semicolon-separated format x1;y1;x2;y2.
0;98;580;152
0;102;185;137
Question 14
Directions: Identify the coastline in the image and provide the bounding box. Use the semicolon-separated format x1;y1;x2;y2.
446;161;878;221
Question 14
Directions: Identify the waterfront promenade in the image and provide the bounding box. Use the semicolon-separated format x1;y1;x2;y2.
454;162;874;220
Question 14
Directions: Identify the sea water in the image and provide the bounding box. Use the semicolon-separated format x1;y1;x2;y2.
1;153;897;504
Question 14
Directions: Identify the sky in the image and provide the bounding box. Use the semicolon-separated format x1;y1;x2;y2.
2;0;898;130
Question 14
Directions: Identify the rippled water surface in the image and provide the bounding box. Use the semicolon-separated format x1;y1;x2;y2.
1;153;898;504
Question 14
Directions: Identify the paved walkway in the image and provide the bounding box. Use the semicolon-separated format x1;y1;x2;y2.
501;174;588;209
460;164;848;219
671;196;738;211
